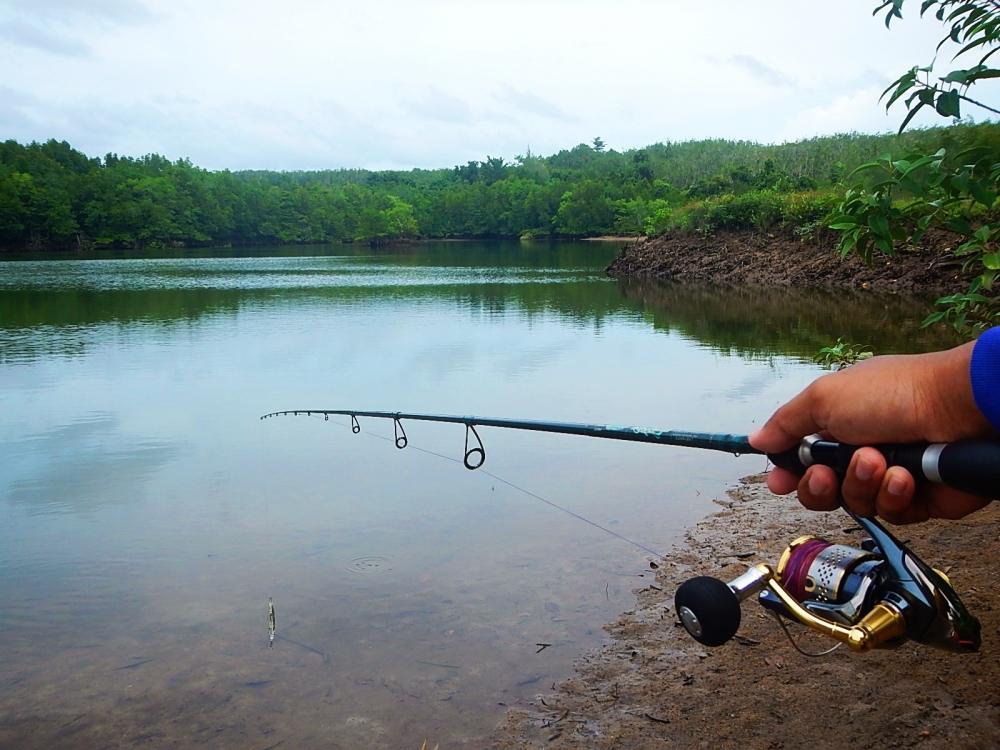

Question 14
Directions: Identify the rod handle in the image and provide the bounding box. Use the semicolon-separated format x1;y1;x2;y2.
768;438;1000;500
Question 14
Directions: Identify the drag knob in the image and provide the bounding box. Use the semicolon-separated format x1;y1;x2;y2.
674;576;742;647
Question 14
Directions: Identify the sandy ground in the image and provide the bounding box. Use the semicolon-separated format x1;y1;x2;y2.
492;476;1000;749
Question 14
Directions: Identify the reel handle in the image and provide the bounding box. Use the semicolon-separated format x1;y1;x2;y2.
768;438;1000;499
674;567;770;646
674;576;742;647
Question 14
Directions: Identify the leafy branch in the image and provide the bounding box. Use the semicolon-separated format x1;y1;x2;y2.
830;1;1000;333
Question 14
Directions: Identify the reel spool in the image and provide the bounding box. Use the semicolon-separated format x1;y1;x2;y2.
675;514;981;653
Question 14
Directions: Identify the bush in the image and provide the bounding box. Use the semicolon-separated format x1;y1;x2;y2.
782;190;840;225
652;189;839;235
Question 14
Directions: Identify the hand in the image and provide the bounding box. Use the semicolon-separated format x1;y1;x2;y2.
748;342;996;524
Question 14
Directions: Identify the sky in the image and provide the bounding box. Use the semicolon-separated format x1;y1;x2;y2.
0;0;987;171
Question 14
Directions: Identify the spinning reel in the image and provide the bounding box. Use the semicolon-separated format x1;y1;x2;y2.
675;513;981;653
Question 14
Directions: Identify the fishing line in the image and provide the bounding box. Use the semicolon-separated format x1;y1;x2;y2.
770;611;842;657
304;413;666;558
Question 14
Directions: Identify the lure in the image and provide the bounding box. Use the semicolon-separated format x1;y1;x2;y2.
267;597;276;647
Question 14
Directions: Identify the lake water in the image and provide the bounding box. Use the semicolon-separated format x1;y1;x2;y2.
0;241;956;748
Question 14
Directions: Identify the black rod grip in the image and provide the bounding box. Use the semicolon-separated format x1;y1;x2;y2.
768;439;1000;500
937;441;1000;498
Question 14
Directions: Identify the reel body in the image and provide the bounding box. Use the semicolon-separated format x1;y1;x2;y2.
675;514;981;653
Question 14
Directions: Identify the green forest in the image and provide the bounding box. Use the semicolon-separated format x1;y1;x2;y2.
2;124;999;251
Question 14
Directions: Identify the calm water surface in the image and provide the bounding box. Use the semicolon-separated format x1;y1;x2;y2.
0;241;956;748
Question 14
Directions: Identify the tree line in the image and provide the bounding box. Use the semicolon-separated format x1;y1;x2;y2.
1;124;998;251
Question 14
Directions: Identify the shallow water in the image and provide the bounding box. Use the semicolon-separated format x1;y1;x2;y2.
0;241;957;748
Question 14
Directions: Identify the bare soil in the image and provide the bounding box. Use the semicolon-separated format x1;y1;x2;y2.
606;229;975;296
492;477;1000;749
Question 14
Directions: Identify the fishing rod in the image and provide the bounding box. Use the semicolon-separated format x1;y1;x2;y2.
262;408;998;655
260;408;1000;498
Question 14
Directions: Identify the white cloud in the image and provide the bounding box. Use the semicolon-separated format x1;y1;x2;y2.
775;80;986;142
778;86;896;141
0;0;967;169
0;18;91;57
726;55;797;89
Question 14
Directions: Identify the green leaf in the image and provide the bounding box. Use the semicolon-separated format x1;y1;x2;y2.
884;78;918;109
944;2;975;22
970;182;996;206
897;101;927;133
954;36;989;59
945;217;972;234
874;234;894;255
828;214;859;224
954;5;986;24
940;64;998;83
935;89;961;117
848;160;886;177
983;252;1000;270
868;212;891;238
883;1;903;27
941;68;972;84
838;229;860;256
966;68;1000;81
899;153;937;176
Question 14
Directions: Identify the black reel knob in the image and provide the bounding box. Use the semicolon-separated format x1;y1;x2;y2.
674;576;742;647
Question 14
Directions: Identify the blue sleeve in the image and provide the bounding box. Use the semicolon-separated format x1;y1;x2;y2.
971;326;1000;432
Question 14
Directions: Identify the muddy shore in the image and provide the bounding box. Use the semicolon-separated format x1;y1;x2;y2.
491;477;1000;749
606;229;974;296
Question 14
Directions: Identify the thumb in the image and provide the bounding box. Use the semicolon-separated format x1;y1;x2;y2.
749;388;826;454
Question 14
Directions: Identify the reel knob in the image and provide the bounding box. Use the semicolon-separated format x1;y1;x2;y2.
674;576;742;647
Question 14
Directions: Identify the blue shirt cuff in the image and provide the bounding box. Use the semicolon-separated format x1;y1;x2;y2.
971;326;1000;433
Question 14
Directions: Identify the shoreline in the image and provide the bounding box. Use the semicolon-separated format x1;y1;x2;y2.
0;235;639;255
606;228;973;297
491;476;1000;749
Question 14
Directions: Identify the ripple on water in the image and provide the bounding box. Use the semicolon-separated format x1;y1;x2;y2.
344;555;393;575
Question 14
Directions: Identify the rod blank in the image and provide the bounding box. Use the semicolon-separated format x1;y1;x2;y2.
260;409;756;455
262;409;1000;499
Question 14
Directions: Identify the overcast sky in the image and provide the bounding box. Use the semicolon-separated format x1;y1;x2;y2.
0;0;982;171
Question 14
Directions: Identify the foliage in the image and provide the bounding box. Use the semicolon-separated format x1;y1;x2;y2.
831;1;1000;332
813;338;875;369
666;189;840;233
877;0;1000;131
2;123;999;251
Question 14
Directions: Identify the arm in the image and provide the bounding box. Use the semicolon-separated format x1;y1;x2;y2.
748;330;999;524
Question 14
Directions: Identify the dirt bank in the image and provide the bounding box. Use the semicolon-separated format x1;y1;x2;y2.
606;229;974;296
492;477;1000;749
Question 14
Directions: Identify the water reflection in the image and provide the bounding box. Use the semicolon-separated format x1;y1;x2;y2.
5;413;180;514
0;244;958;367
615;279;959;358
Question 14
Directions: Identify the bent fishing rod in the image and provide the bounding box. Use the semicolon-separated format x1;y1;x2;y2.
260;408;1000;498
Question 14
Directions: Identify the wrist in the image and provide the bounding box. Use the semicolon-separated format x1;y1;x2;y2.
917;342;992;441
